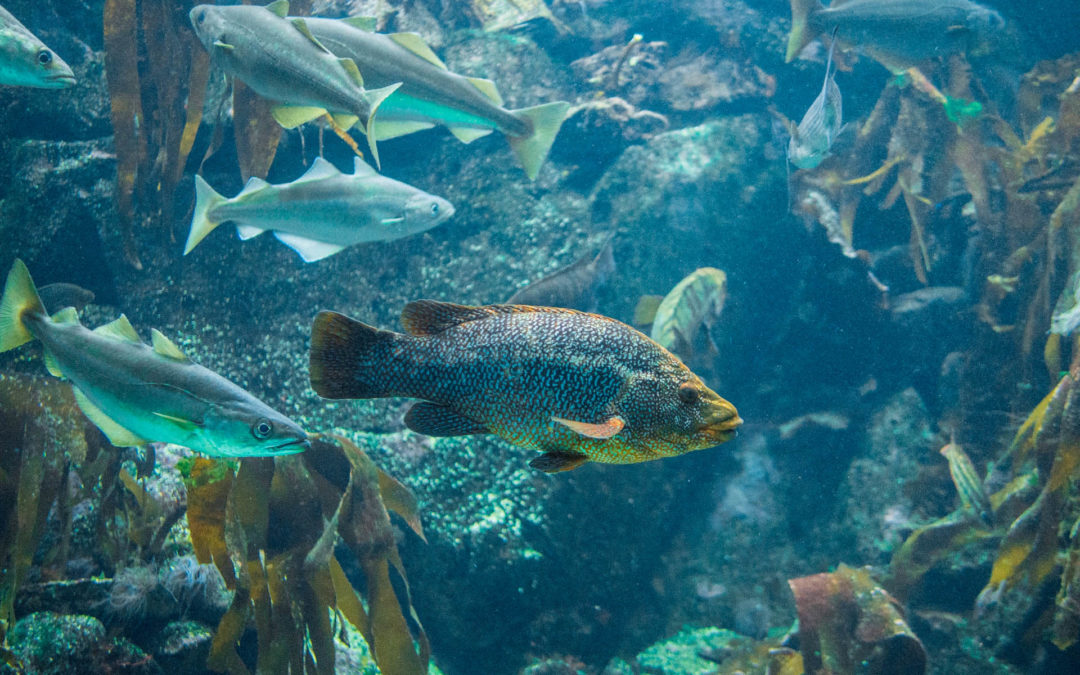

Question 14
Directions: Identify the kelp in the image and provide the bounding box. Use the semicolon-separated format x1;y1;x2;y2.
104;0;211;268
183;433;428;674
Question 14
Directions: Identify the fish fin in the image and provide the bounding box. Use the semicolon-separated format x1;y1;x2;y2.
236;176;270;197
292;18;331;53
340;16;377;31
272;233;346;262
50;306;80;325
151;328;190;361
404;402;489;437
529;451;589;473
73;388;147;447
448;126;494;144
265;0;289;18
152;411;201;431
0;259;46;353
401;300;590;335
361;83;403;170
552;415;625;439
213;40;235;51
381;217;405;225
331;113;360;130
236;225;266;240
93;315;141;344
295;156;342;182
632;295;663;326
508;101;569;180
309;310;396;399
184;175;227;255
466;77;503;106
352;156;377;177
338;57;364;87
389;32;447;69
370;119;436;141
270;105;328;129
785;0;825;62
42;350;64;377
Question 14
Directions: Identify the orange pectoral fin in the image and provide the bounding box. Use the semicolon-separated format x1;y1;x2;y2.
552;415;625;439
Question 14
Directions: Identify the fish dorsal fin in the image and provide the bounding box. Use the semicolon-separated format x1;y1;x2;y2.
338;57;364;87
371;119;436;141
271;105;328;128
389;32;447;69
151;328;189;361
467;77;503;106
73;388;148;447
400;300;588;336
237;176;270;197
291;18;330;52
449;126;494;144
265;0;289;18
273;232;346;262
296;157;342;183
352;156;377;177
94;314;141;343
50;307;81;325
341;15;377;31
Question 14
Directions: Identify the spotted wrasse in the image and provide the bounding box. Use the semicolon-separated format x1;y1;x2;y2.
309;301;741;473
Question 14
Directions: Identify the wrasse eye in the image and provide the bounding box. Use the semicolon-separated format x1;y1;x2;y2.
430;202;439;216
37;50;52;65
677;382;699;405
252;419;273;439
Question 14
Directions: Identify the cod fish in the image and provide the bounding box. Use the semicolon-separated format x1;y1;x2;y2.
299;15;569;180
0;260;309;457
786;0;1005;73
787;29;842;170
188;1;400;164
506;239;615;311
650;268;727;359
0;4;75;88
184;156;454;262
309;301;741;473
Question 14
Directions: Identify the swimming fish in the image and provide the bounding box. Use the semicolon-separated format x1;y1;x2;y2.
38;282;95;314
940;440;993;525
650;268;728;359
183;156;454;262
298;15;569;180
309;301;741;473
506;239;615;311
188;1;400;165
0;5;75;88
787;29;842;170
785;0;1005;73
0;260;309;457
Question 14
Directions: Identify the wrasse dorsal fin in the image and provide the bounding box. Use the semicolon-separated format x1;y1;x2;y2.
401;299;603;336
341;15;377;31
291;18;331;53
296;156;342;182
94;314;141;343
466;77;504;106
265;0;289;18
151;328;190;361
73;388;147;446
389;32;447;70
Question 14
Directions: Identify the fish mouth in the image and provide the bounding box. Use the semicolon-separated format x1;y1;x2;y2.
273;437;312;453
46;73;77;88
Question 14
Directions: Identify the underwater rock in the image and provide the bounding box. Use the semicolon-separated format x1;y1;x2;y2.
657;55;775;112
633;626;750;674
149;620;212;674
551;97;669;188
885;286;970;399
9;611;155;674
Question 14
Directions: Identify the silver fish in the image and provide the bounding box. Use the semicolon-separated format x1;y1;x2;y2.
184;157;454;262
506;239;615;311
788;32;842;170
0;4;75;88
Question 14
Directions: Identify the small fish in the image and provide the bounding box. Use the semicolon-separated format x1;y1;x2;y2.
299;15;569;180
506;239;615;311
184;156;454;262
632;295;664;327
0;260;309;457
309;301;741;473
786;0;1005;73
940;440;993;525
787;29;842;170
0;5;75;88
38;282;95;314
650;268;728;360
188;1;401;165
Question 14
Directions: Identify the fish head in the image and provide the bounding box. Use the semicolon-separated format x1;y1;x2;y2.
189;5;230;53
198;399;310;457
399;193;455;235
2;30;75;88
788;139;825;170
620;368;741;456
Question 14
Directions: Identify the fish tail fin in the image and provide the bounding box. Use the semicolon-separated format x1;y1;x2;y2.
508;101;570;181
184;175;227;255
786;0;824;62
309;310;398;399
0;259;46;353
361;83;404;170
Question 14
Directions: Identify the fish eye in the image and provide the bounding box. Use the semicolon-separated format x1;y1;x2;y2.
37;50;52;65
196;10;206;24
430;202;439;216
678;382;699;405
252;419;273;439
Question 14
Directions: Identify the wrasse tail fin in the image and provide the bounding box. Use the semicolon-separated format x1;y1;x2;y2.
0;259;46;352
404;402;489;436
309;310;395;399
786;0;825;63
184;175;228;255
508;101;570;181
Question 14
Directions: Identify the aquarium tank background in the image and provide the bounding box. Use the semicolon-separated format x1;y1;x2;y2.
2;0;1080;673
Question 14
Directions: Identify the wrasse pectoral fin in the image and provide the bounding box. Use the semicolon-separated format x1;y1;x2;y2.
530;451;589;474
552;415;625;439
404;402;489;437
73;388;148;447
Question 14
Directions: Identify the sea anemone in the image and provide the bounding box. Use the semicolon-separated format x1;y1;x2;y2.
106;565;158;621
